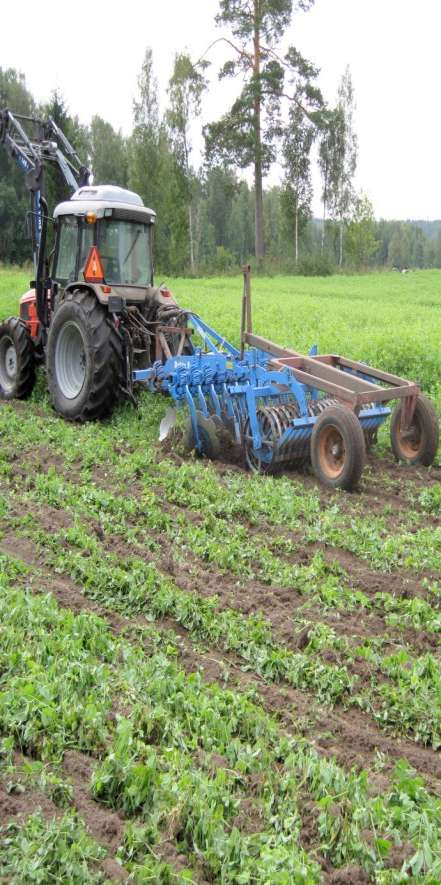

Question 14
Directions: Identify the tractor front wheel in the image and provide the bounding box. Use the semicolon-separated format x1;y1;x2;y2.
390;395;439;466
310;405;366;491
0;317;35;400
47;290;122;421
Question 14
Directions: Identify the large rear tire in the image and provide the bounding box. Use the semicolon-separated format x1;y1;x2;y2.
0;317;35;400
310;405;366;491
46;289;123;421
390;395;439;466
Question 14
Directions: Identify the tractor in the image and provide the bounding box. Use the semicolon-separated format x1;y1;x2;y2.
0;109;189;421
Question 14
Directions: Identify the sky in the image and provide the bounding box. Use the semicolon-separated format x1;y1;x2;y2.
1;0;441;220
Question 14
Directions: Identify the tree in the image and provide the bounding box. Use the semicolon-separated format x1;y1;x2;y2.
203;0;321;263
166;53;207;272
0;68;36;263
282;92;314;262
129;48;167;263
345;194;379;269
41;90;90;214
128;49;189;273
90;116;128;187
318;70;357;265
204;166;237;247
226;180;255;263
318;106;344;255
333;68;358;265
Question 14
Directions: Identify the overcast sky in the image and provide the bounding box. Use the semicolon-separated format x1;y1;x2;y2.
2;0;440;219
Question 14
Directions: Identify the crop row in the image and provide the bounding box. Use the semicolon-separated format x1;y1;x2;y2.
13;463;441;654
11;465;441;637
1;554;441;882
7;485;441;751
3;396;441;583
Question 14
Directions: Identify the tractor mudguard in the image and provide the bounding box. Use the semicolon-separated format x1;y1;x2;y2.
63;281;176;309
19;289;40;340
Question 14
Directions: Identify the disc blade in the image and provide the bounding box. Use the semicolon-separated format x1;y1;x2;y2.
159;407;177;441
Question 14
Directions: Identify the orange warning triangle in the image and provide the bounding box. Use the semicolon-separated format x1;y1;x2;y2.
83;245;105;283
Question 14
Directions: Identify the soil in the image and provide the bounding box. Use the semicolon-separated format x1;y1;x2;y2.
0;780;62;828
3;406;441;882
0;760;129;882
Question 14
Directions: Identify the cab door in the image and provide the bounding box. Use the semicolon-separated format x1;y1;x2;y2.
53;216;96;290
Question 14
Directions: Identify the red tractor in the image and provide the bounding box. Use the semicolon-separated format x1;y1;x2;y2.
0;109;189;420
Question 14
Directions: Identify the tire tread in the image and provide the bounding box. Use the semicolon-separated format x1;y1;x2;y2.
310;404;366;491
0;317;35;400
47;289;123;421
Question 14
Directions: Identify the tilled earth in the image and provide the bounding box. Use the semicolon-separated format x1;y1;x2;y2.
1;393;441;882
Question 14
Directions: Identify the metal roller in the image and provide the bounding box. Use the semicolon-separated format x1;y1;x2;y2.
244;397;339;470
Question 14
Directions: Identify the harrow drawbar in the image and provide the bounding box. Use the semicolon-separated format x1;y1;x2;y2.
133;268;438;490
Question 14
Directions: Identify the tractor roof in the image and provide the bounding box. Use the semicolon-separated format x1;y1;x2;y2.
54;185;156;222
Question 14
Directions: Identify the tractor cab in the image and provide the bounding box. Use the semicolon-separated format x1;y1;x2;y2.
52;185;157;302
19;185;179;345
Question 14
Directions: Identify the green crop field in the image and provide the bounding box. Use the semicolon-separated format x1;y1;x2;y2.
2;267;441;882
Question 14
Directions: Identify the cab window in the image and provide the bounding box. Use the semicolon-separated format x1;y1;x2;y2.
54;217;78;282
79;222;95;273
98;220;152;286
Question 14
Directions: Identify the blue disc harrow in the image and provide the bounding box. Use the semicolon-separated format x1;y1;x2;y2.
133;268;434;490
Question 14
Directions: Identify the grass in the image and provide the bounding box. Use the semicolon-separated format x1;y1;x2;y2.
2;267;441;881
3;266;441;393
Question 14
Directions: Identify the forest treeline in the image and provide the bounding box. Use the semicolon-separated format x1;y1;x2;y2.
1;0;440;277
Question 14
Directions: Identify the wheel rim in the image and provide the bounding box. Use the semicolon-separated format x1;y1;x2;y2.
397;418;421;459
0;336;17;392
318;424;346;479
54;321;87;399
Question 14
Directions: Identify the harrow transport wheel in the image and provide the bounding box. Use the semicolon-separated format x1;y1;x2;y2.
390;395;439;466
0;317;35;400
311;405;366;490
47;289;122;421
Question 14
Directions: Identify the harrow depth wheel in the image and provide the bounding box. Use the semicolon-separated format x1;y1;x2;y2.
311;405;366;490
390;395;439;466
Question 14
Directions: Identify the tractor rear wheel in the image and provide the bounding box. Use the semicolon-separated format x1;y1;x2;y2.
0;317;35;400
390;395;439;466
47;289;123;421
310;405;366;490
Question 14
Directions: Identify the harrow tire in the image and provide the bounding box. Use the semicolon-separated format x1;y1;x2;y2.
390;395;439;466
0;317;35;400
311;405;366;491
47;289;123;422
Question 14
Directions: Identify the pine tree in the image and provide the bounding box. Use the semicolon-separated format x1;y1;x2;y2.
203;0;321;263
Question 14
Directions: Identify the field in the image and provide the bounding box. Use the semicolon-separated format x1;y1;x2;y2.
2;268;441;882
